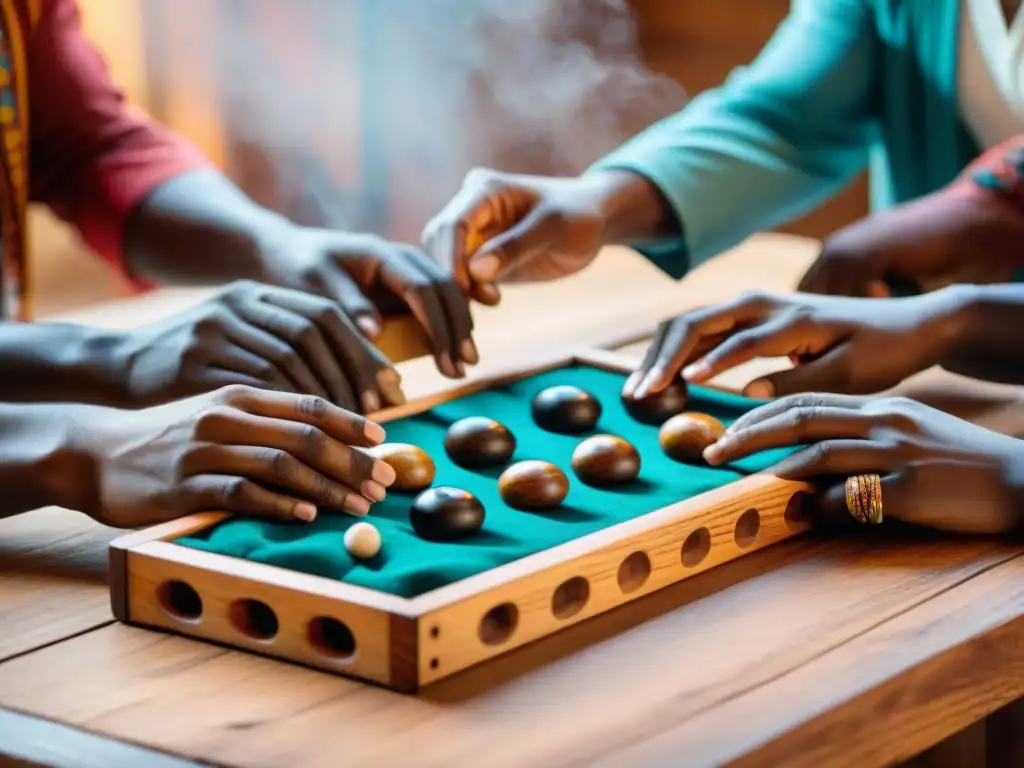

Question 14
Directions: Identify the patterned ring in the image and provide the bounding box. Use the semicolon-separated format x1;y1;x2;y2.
845;474;883;525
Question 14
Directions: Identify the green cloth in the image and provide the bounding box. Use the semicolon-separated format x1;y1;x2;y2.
589;0;980;279
178;366;797;598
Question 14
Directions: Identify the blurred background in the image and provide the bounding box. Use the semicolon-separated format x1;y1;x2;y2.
37;0;868;317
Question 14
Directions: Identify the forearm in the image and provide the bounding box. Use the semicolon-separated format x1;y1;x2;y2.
938;284;1024;384
123;169;292;285
0;404;78;518
583;0;874;276
0;323;128;404
586;169;681;246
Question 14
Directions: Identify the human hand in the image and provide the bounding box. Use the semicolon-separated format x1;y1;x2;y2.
257;225;476;379
116;280;406;413
420;168;611;305
702;394;1024;534
797;190;1022;298
61;385;397;528
623;287;970;401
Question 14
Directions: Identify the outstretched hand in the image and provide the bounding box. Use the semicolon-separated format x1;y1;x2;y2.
624;288;967;401
703;394;1024;534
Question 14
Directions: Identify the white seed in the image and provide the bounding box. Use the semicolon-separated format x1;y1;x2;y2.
344;522;381;559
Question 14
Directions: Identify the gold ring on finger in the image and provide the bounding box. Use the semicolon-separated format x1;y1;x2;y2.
845;474;883;525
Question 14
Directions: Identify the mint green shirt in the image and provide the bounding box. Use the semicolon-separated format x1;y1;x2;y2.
592;0;980;279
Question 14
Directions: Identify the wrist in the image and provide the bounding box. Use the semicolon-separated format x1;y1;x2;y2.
0;404;96;516
919;283;982;361
37;405;106;516
0;323;132;405
70;327;135;407
126;169;298;285
579;169;679;246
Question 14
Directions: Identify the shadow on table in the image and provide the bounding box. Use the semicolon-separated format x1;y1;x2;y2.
0;510;112;586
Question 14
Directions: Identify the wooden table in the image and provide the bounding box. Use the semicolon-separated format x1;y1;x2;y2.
2;234;1023;768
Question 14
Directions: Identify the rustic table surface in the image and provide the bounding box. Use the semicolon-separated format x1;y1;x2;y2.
2;234;1023;768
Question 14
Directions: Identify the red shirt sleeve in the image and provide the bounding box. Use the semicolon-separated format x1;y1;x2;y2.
27;0;211;280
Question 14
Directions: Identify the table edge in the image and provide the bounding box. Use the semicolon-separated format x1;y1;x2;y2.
0;706;208;768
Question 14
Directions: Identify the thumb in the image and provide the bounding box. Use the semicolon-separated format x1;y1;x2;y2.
468;206;557;283
743;346;857;399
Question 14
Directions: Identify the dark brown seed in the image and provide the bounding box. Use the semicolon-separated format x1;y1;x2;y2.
410;486;485;542
444;417;516;470
621;380;689;425
531;385;602;434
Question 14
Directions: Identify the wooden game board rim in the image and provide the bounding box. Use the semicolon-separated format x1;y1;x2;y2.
109;347;798;623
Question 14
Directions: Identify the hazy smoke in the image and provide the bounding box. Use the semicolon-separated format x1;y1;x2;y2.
144;0;686;239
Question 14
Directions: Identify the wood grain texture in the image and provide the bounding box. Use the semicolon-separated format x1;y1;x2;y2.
125;541;398;686
590;552;1024;768
0;535;1018;767
0;508;117;662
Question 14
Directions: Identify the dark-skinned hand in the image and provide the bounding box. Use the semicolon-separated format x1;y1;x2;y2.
60;385;397;529
257;226;477;379
623;287;969;401
797;189;1022;298
703;394;1024;535
115;279;406;413
421;169;610;304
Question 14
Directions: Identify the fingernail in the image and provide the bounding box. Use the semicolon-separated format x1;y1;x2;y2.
363;420;386;444
356;315;381;338
376;369;406;405
470;254;500;281
372;460;397;486
461;339;479;364
745;380;775;399
703;440;727;464
633;376;655;400
361;479;387;501
623;371;642;394
294;503;318;522
683;361;710;381
439;351;458;378
361;390;382;415
347;495;371;516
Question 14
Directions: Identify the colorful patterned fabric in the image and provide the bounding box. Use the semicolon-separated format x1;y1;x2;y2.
0;1;30;320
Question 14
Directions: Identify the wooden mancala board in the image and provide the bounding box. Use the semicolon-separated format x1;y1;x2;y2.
108;349;814;692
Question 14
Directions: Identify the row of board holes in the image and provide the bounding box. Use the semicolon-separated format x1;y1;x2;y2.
163;498;806;668
155;582;358;662
472;502;805;648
